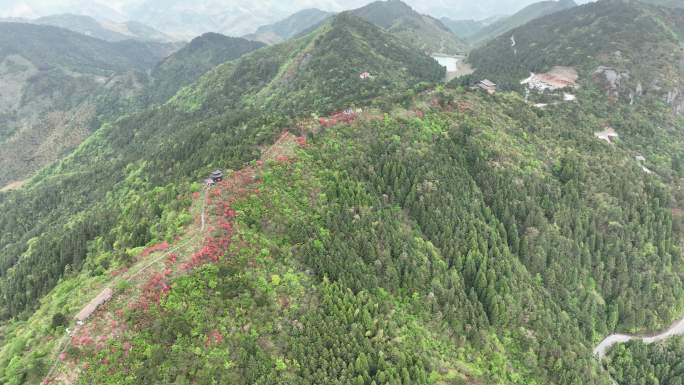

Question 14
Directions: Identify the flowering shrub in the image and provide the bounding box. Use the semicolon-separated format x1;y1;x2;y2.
166;253;177;266
141;242;169;258
205;329;224;347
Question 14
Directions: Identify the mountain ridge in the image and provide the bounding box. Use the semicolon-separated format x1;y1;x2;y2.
350;0;466;54
0;3;682;385
244;8;332;45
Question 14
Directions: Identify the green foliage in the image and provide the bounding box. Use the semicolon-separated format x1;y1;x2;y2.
350;0;466;54
50;312;67;329
0;22;166;74
0;4;683;385
147;33;265;104
606;337;684;385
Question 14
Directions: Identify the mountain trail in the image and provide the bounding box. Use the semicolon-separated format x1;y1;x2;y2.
41;131;304;385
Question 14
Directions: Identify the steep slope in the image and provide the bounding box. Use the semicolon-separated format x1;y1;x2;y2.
468;0;577;45
466;0;684;112
245;8;332;45
0;12;443;322
350;0;467;54
0;22;169;188
33;14;177;43
147;33;265;104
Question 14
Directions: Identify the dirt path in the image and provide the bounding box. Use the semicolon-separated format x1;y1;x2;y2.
0;179;25;192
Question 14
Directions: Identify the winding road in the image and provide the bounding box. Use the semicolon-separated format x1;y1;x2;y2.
594;316;684;359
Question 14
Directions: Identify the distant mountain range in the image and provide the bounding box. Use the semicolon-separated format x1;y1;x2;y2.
0;0;602;39
468;0;577;45
245;0;466;55
0;22;171;186
0;13;178;43
245;8;333;45
34;13;177;42
438;16;503;39
441;0;577;45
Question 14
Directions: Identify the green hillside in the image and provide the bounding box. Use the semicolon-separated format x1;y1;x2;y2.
468;0;577;45
0;4;682;385
147;33;265;104
174;12;444;114
351;0;467;54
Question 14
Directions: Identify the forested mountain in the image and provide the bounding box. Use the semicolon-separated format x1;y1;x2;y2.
350;0;467;54
32;14;177;43
172;12;444;114
467;0;577;45
245;8;333;45
245;0;467;54
147;33;265;104
0;2;682;385
0;22;176;189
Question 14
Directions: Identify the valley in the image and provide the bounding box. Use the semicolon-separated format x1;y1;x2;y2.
431;54;473;81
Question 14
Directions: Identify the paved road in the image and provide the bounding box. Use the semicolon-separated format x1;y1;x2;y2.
594;316;684;359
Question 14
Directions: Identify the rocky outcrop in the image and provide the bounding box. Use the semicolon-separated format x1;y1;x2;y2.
594;65;683;114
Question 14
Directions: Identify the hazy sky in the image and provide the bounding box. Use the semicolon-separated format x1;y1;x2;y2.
0;0;597;38
0;0;596;20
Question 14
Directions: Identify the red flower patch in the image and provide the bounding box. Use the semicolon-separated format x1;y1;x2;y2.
141;242;169;258
205;329;224;346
